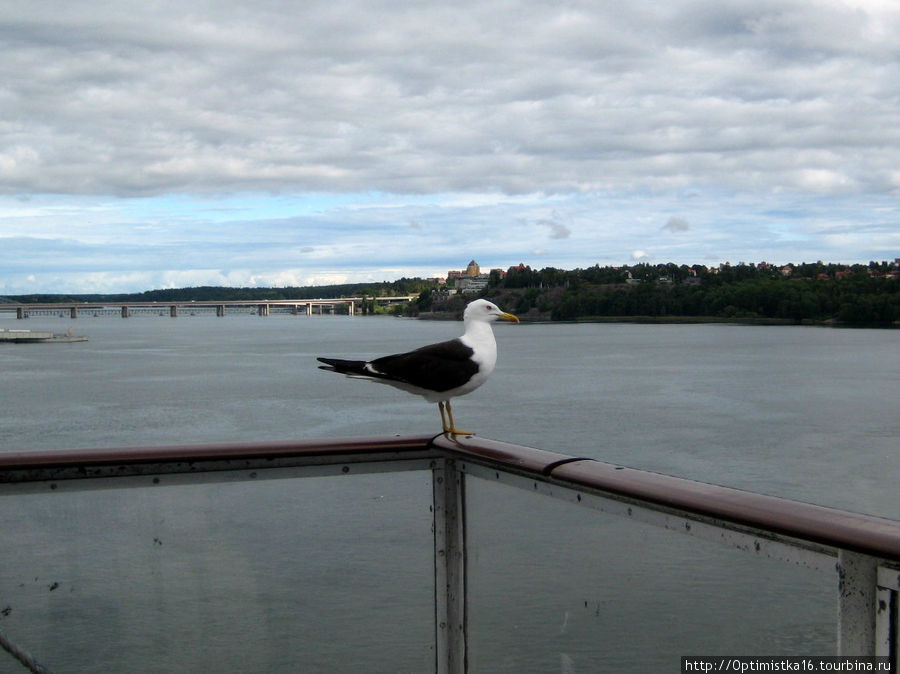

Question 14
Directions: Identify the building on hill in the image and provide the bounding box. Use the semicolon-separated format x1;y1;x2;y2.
455;275;489;294
448;260;482;279
446;260;492;293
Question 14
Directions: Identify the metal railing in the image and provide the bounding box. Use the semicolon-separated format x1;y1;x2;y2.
2;434;898;673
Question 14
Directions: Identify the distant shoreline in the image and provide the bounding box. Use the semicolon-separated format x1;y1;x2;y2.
417;312;898;328
566;315;898;327
571;315;816;326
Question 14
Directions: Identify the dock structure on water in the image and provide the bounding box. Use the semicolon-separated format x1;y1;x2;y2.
0;296;417;319
0;328;87;343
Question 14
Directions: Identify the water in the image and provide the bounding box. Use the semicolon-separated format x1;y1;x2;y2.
1;313;898;672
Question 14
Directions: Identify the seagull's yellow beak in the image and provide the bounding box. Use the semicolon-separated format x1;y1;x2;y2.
499;311;519;323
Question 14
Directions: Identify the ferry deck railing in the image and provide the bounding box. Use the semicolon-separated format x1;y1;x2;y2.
1;434;898;673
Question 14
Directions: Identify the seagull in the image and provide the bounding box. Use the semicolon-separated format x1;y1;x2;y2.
317;298;519;435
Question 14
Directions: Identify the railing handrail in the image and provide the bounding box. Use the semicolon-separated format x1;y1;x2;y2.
435;435;900;562
3;433;900;562
0;435;436;470
3;433;899;668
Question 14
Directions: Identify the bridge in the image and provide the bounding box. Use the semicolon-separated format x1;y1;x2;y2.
0;296;417;319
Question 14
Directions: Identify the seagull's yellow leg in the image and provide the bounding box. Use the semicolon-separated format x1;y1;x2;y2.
443;400;472;436
438;401;450;433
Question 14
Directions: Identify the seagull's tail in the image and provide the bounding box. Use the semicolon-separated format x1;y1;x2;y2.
317;357;370;376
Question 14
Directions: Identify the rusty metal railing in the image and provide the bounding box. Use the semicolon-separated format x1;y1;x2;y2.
2;434;899;673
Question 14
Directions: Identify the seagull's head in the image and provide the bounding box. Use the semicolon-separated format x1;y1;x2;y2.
464;299;519;324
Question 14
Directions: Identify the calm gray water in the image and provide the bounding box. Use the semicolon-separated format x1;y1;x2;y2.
1;313;898;673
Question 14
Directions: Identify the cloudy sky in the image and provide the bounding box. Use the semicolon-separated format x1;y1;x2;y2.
2;0;899;294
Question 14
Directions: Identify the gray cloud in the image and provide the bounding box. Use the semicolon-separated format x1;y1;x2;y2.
663;217;690;233
2;1;899;197
536;215;572;240
2;1;900;293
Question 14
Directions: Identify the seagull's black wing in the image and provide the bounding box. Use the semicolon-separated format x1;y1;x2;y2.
370;338;478;392
317;357;369;376
318;338;478;393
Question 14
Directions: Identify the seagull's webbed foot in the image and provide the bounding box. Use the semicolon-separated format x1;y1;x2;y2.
438;401;472;436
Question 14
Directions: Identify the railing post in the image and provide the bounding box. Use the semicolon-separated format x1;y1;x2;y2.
433;458;467;674
838;550;879;656
876;566;900;670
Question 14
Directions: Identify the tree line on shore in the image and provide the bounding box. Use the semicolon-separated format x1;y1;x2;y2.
420;261;900;325
5;261;898;325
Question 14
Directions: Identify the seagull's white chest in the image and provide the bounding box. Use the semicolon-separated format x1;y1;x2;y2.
462;329;497;374
449;325;497;397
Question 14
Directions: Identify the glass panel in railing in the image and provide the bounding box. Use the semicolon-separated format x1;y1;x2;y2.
464;476;834;674
0;471;434;673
